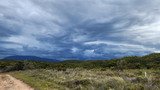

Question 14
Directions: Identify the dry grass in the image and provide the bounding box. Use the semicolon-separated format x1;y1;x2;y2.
10;69;160;90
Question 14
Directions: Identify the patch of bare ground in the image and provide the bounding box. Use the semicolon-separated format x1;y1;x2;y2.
0;74;34;90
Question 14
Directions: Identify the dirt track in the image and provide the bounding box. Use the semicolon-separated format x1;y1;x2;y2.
0;74;34;90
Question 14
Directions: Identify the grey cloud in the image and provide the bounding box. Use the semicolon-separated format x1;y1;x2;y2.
0;0;160;59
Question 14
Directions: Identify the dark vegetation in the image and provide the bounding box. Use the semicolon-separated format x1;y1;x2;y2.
0;53;160;72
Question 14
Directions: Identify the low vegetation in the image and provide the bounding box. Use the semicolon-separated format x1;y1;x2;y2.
10;69;160;90
0;53;160;72
0;53;160;90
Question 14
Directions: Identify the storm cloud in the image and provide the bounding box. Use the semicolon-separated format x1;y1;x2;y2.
0;0;160;60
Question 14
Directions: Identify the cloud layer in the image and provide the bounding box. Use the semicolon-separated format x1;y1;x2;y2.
0;0;160;60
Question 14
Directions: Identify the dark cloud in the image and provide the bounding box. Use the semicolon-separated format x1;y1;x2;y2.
0;0;160;60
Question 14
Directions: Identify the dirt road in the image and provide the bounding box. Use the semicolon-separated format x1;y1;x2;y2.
0;74;34;90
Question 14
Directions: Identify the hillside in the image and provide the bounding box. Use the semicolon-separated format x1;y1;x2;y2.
0;53;160;72
0;53;160;90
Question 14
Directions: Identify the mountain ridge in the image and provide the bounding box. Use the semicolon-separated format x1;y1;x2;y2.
3;55;59;62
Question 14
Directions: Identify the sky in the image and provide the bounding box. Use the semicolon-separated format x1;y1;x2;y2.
0;0;160;60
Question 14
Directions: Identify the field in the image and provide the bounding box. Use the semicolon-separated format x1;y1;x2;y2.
10;69;160;90
1;53;160;90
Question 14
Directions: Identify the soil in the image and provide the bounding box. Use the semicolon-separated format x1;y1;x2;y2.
0;74;34;90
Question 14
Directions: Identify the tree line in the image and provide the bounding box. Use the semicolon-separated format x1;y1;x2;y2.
0;53;160;72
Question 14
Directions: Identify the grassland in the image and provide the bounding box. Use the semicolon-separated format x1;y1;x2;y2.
0;53;159;90
10;69;160;90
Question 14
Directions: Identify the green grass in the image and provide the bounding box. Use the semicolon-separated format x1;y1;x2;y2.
10;69;160;90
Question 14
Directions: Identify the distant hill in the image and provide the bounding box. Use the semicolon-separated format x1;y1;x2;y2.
0;53;160;72
3;55;59;62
